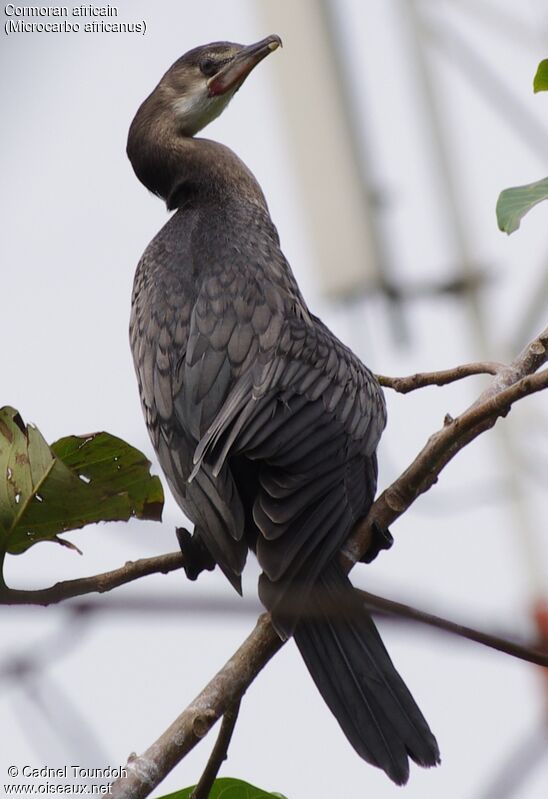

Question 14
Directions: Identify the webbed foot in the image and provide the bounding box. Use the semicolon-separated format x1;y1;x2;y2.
361;521;394;564
176;527;216;581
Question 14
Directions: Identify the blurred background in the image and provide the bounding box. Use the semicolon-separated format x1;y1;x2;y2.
1;0;547;797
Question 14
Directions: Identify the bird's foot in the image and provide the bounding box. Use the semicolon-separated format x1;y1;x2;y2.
176;527;215;581
361;521;394;564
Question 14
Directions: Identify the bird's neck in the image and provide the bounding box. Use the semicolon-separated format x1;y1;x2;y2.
127;95;267;212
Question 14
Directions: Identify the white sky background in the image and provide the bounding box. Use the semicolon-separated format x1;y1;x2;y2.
1;1;548;797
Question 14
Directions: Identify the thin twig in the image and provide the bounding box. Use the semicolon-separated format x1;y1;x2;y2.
377;361;502;393
191;700;241;799
0;552;184;606
357;590;548;668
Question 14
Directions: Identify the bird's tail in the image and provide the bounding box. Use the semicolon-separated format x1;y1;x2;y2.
292;562;440;785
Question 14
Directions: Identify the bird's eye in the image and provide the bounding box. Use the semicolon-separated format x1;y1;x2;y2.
199;58;218;78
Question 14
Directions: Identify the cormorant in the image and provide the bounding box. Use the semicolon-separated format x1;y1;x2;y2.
127;35;440;784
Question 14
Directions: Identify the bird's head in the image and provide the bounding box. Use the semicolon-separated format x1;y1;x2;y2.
161;35;282;136
127;35;281;204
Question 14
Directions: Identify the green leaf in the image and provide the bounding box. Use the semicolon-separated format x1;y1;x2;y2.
0;406;163;556
533;59;548;93
157;777;288;799
496;177;548;234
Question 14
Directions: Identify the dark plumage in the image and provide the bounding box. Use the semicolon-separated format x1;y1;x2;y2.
127;36;440;784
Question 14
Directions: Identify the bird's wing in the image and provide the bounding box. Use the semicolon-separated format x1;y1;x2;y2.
176;264;385;622
130;218;249;585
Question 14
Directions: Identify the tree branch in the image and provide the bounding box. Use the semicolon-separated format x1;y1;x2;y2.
473;325;548;406
109;325;548;799
191;700;241;799
0;552;184;606
113;616;282;799
377;361;503;393
343;367;548;565
357;590;548;668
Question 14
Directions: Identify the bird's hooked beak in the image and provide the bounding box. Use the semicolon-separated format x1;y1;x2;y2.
207;34;282;97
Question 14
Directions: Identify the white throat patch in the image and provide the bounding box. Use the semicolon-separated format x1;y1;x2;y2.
172;87;234;136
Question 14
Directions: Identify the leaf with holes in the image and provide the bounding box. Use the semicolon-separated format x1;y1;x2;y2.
0;406;163;556
533;59;548;93
156;778;288;799
496;177;548;234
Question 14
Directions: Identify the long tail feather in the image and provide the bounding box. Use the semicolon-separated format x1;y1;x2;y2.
292;563;440;785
